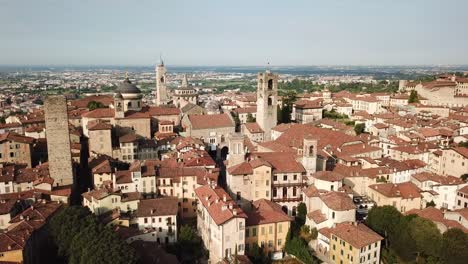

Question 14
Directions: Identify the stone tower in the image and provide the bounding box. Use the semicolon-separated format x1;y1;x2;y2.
44;95;74;186
227;133;246;168
156;59;168;106
256;71;278;140
114;92;125;118
302;136;318;175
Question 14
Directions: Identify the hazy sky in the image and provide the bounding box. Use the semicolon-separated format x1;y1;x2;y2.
1;0;467;66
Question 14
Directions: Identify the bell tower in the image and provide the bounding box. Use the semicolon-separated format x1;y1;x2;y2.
114;92;125;118
227;133;246;168
302;136;318;175
256;70;278;140
156;58;168;106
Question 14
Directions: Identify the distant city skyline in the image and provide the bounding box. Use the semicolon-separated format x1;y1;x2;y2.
1;0;468;66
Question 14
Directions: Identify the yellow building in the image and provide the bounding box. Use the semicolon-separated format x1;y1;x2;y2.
329;222;383;264
368;182;422;213
244;199;292;258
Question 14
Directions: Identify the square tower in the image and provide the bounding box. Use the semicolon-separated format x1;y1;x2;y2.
256;71;278;140
156;61;168;106
44;95;74;186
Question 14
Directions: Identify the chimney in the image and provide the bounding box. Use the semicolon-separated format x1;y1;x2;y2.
233;209;237;216
223;194;227;202
228;203;234;210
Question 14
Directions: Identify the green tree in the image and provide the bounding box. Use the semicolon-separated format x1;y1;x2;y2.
461;173;468;181
408;217;442;260
285;237;315;264
230;112;241;131
366;206;402;243
249;243;270;264
167;225;206;263
354;123;366;135
87;100;105;111
278;91;296;123
390;215;418;262
310;227;318;240
246;113;256;123
440;228;468;264
296;202;307;226
408;90;419;103
426;200;436;207
458;141;468;148
49;206;138;264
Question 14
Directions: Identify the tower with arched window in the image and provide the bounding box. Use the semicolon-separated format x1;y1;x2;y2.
227;133;246;168
256;70;278;140
302;136;318;175
155;59;168;106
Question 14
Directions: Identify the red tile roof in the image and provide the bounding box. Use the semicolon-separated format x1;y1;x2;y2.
188;113;234;130
252;152;305;173
243;122;264;133
320;192;356;211
369;182;422;199
245;199;293;226
330;222;383;249
136;197;178;217
312;171;345;182
195;184;247;225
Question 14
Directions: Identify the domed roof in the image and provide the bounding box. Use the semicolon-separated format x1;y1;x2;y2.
116;77;141;94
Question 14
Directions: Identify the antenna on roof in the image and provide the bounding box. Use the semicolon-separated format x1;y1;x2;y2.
266;61;271;73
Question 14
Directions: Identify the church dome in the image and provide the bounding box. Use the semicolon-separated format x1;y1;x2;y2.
116;77;141;94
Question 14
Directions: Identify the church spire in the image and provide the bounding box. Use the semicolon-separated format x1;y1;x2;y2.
181;74;188;87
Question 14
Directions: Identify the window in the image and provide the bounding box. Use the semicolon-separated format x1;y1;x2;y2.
268;79;273;90
278;224;282;233
144;218;148;224
283;175;287;181
261;227;265;235
246;228;250;237
269;226;273;234
293;174;297;180
268;240;273;247
273;175;277;181
252;227;257;236
332;212;335;219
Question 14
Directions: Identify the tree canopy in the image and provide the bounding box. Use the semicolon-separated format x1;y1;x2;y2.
49;206;138;264
366;206;468;263
87;100;105;111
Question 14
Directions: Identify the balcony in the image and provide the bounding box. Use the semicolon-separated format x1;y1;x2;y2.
272;182;306;188
272;195;303;203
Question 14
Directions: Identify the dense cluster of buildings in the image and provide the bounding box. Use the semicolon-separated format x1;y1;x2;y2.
0;64;467;264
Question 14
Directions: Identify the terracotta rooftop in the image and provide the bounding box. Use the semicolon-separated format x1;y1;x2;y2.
188;113;234;130
330;222;383;249
320;192;356;211
243;122;264;134
369;182;422;199
245;199;293;226
195;184;247;226
411;172;464;185
312;171;345;182
136;197;178;217
252;152;305;173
